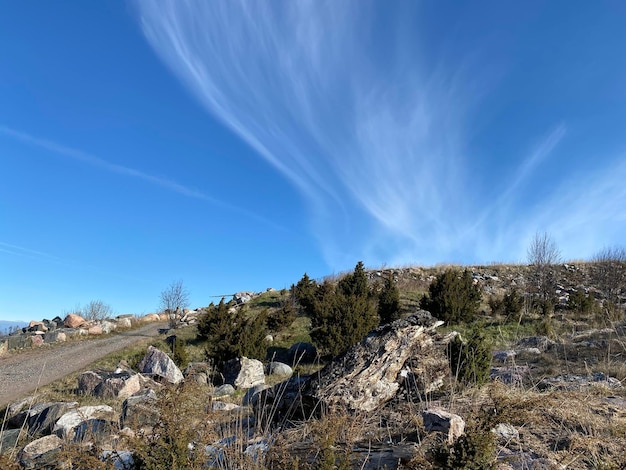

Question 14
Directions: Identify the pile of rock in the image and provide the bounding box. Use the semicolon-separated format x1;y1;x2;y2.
0;314;149;356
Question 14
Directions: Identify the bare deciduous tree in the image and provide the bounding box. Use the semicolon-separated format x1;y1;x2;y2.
527;231;561;312
160;280;190;329
592;246;626;313
82;300;113;321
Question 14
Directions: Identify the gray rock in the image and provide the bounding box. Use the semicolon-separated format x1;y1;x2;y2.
538;373;623;391
266;361;293;376
210;401;240;412
490;366;529;386
53;405;117;442
223;357;265;389
516;336;554;352
212;384;236;398
493;350;517;362
18;435;63;469
121;389;159;430
0;429;23;454
243;384;272;406
492;422;519;440
422;407;465;444
78;370;142;398
138;345;184;384
244;439;270;462
22;402;78;436
233;292;254;304
101;450;135;469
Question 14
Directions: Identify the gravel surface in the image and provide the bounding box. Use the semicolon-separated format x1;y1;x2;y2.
0;322;167;408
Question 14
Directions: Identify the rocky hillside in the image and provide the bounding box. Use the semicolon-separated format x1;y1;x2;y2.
1;261;625;469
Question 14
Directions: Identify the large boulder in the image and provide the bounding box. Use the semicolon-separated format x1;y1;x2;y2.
53;405;117;442
121;389;159;430
9;401;78;436
115;317;133;329
223;357;265;389
100;321;117;334
78;370;142;399
18;435;63;469
88;325;103;335
64;313;86;328
309;311;445;412
257;311;447;421
138;346;184;384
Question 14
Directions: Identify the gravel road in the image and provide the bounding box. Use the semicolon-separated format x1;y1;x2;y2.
0;322;167;408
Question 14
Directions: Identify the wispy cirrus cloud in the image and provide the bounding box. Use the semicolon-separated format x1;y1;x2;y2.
135;0;623;266
0;125;281;229
0;241;63;262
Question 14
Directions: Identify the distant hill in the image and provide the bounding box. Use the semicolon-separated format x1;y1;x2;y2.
0;320;27;335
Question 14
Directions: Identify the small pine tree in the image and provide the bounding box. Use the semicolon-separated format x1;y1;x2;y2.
378;275;401;324
309;262;378;358
171;337;188;369
267;302;297;332
448;326;492;386
567;288;595;314
292;272;318;316
420;269;482;324
197;299;269;366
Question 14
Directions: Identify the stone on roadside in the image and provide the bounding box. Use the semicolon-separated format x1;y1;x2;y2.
115;317;132;329
64;313;86;328
88;325;103;335
29;335;44;348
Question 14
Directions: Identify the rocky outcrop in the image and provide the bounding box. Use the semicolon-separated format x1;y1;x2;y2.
138;345;184;384
257;311;447;421
223;357;265;389
309;311;445;412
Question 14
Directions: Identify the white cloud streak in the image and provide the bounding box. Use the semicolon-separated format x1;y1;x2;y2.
134;0;624;266
0;241;63;262
0;125;281;230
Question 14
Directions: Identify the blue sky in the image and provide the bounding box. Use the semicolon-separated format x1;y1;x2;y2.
2;1;626;322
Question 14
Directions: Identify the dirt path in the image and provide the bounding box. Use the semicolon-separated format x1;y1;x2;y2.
0;322;167;408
